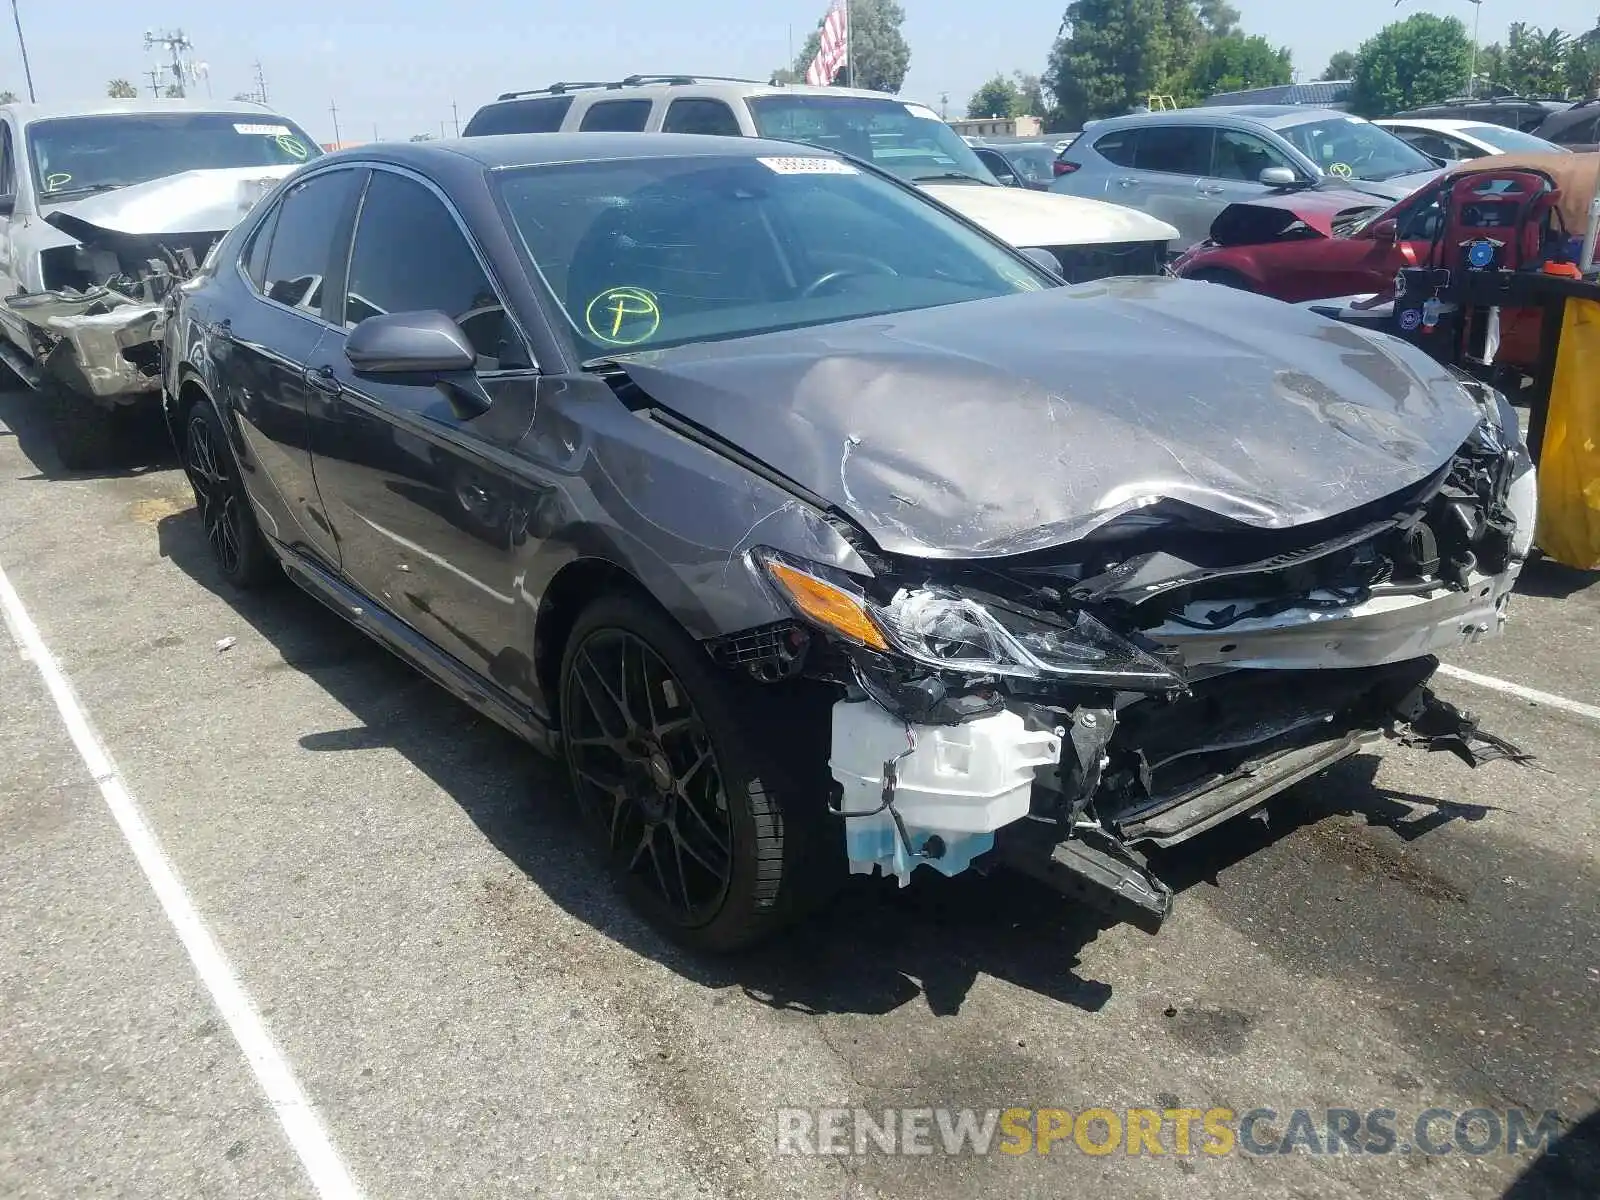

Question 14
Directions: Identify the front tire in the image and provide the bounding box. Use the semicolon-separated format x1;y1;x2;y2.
559;594;835;953
46;385;118;471
181;397;277;589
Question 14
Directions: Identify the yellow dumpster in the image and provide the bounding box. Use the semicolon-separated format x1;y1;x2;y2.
1535;298;1600;569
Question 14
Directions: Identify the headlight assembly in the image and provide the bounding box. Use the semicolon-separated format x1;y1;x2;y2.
754;550;1182;691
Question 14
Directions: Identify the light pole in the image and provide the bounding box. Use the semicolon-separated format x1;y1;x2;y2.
9;0;35;102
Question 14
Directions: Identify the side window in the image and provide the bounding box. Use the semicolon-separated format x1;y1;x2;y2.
973;148;1007;176
1092;129;1138;168
579;100;652;133
0;124;15;196
343;171;519;370
261;170;358;316
661;99;742;137
462;96;574;136
241;204;279;289
1136;126;1213;176
1560;115;1600;146
1210;129;1296;180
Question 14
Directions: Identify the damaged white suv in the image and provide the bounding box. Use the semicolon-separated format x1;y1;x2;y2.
0;100;320;468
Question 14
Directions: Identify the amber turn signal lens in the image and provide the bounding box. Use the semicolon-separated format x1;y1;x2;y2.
764;561;889;651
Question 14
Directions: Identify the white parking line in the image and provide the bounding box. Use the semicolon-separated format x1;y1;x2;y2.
0;563;363;1200
1437;662;1600;723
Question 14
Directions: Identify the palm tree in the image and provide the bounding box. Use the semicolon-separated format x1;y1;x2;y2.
107;78;138;98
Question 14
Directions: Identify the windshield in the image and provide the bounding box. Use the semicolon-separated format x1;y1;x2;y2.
1457;124;1567;154
746;95;997;185
496;154;1054;358
27;113;321;199
1278;116;1436;182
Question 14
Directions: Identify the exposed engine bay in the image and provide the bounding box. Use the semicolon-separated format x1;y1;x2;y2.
713;381;1536;932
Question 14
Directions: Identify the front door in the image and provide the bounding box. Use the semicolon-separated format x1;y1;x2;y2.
305;167;544;693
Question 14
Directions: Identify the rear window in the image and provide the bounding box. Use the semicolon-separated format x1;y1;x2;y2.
1455;124;1565;154
463;96;574;136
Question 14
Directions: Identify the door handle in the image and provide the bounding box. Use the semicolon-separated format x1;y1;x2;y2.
304;364;341;395
1115;176;1139;188
1196;183;1225;195
208;318;233;341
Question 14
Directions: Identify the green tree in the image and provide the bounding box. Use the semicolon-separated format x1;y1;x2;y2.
1567;38;1600;97
0;90;17;104
1181;34;1292;101
791;0;910;93
768;66;801;86
106;78;138;98
1349;13;1473;117
1159;0;1205;95
1321;50;1357;81
409;133;433;142
1046;0;1173;125
1503;24;1570;96
1013;71;1046;115
1196;0;1240;38
967;75;1022;118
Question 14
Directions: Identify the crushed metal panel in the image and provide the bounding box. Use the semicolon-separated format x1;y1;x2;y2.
40;165;296;237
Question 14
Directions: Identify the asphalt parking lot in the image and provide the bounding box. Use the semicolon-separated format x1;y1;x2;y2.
1;388;1596;1200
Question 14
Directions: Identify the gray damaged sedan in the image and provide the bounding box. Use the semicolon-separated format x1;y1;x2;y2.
160;134;1536;952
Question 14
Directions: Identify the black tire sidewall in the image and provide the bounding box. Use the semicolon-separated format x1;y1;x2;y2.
559;592;833;953
182;395;277;589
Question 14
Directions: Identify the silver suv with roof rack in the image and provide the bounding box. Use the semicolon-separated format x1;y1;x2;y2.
463;76;1180;283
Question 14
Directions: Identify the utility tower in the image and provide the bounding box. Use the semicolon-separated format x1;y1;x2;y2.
143;28;204;98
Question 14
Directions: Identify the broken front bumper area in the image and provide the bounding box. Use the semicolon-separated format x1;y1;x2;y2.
832;656;1529;934
5;289;163;402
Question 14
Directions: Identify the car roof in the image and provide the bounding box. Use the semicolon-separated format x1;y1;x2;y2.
318;131;853;172
1376;117;1480;132
3;97;295;124
1090;105;1350;132
481;80;916;105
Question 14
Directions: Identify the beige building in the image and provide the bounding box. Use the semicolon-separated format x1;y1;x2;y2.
946;115;1044;139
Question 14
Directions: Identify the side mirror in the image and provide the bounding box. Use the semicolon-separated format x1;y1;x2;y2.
1370;218;1399;243
1258;166;1300;188
1019;247;1064;277
995;170;1020;188
345;310;477;375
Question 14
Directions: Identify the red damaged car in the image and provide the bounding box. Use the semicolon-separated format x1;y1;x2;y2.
1170;186;1427;301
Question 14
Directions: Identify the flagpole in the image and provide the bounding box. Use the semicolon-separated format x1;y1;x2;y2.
844;0;853;88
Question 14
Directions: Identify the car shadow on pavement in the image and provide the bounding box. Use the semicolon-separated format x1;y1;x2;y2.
1500;1105;1600;1200
0;387;178;481
153;504;1519;1023
1514;554;1600;600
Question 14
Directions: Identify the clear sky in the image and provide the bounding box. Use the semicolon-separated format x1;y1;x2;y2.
4;1;1597;143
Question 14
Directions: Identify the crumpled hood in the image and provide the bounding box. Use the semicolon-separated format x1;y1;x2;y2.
42;165;297;238
1325;167;1443;203
614;277;1483;560
921;182;1180;247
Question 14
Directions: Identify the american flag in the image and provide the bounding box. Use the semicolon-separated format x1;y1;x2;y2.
804;0;850;87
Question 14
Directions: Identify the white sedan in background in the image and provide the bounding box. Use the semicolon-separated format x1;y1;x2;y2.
1375;117;1569;162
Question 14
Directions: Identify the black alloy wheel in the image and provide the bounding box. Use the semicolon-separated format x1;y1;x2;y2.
564;626;735;927
182;399;275;588
558;594;837;952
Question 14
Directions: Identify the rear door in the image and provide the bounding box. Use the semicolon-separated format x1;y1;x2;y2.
218;167;361;572
1128;125;1221;246
307;167;543;688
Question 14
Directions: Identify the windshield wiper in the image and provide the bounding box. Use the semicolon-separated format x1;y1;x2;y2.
911;171;990;184
43;182;129;200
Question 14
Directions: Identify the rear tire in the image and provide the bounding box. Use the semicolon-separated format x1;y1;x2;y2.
559;593;837;953
180;396;277;589
46;385;118;471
